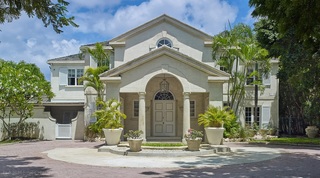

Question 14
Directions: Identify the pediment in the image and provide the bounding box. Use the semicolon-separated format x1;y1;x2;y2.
109;14;213;46
100;46;229;78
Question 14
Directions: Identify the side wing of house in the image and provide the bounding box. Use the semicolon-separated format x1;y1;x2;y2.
231;59;279;129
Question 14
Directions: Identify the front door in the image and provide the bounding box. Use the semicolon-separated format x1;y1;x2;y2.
153;100;175;136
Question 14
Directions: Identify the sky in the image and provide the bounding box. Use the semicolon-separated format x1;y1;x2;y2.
0;0;254;80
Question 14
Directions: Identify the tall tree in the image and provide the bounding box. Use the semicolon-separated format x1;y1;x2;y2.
249;0;320;47
0;59;54;139
0;0;78;33
212;24;270;117
251;0;320;131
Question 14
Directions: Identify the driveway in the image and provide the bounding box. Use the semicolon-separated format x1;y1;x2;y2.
0;140;319;178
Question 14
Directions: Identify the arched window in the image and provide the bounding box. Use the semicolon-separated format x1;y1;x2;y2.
154;91;174;100
157;38;172;48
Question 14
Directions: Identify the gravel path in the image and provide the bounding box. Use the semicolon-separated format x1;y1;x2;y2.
0;140;320;178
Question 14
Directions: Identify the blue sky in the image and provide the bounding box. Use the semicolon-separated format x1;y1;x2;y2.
0;0;254;80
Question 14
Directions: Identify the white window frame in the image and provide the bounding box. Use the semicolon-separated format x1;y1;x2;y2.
246;67;254;85
245;106;261;127
67;68;83;86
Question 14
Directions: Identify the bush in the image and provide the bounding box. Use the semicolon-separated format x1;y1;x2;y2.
2;122;39;140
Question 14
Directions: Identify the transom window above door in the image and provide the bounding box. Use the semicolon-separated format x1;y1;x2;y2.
154;91;174;100
157;38;172;48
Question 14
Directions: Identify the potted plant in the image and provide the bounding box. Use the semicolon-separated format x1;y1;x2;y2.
184;128;203;151
305;126;319;138
198;106;236;145
124;130;144;152
93;99;126;145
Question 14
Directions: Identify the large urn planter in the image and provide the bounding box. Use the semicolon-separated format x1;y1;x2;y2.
103;128;123;145
205;127;225;145
305;126;319;138
127;139;143;152
186;139;202;151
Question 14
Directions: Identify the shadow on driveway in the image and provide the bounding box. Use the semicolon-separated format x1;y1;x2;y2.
0;156;51;178
158;152;320;178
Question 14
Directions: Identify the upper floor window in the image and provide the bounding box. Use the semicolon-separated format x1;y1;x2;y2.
246;67;254;85
157;38;172;48
68;69;83;86
246;65;271;86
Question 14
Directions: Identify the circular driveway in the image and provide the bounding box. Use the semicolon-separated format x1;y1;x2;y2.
0;140;319;177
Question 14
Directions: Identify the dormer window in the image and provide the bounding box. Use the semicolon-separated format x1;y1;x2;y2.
157;38;172;48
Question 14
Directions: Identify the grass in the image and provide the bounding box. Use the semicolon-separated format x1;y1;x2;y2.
250;137;320;145
142;142;185;147
0;139;21;145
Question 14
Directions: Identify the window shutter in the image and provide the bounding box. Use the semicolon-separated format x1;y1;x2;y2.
59;67;68;85
261;106;271;129
263;73;271;86
89;101;97;123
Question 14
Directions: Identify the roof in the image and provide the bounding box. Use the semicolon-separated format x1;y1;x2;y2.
109;14;213;44
100;46;229;78
47;54;85;64
80;14;214;49
81;41;110;48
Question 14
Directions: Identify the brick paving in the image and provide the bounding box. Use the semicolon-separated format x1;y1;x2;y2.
0;140;319;178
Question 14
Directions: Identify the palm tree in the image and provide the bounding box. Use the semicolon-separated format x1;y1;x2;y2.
85;43;109;67
212;24;270;116
80;67;107;101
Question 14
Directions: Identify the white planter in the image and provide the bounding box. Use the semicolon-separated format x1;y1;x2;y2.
205;127;225;145
103;128;123;145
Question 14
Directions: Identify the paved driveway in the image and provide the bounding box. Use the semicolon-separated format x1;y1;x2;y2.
0;140;319;178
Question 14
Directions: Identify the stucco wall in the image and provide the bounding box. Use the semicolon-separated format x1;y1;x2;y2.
0;107;56;141
117;55;212;94
114;23;214;68
120;76;211;138
50;63;86;102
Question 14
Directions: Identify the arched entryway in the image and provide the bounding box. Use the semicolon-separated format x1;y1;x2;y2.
153;91;175;136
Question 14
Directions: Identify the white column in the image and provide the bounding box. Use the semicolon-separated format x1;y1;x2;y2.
138;92;146;141
182;92;191;143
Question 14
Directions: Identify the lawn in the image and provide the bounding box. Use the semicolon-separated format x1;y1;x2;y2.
250;137;320;145
142;142;185;147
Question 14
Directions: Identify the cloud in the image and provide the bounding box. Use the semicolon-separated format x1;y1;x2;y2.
71;0;238;38
0;13;81;80
242;8;256;27
0;0;243;81
68;0;121;10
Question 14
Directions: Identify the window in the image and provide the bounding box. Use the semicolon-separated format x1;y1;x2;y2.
133;101;139;117
77;69;83;85
68;69;83;86
245;107;252;125
157;38;172;48
190;101;195;117
246;64;271;87
245;107;260;126
154;91;174;100
220;66;227;72
246;67;254;85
